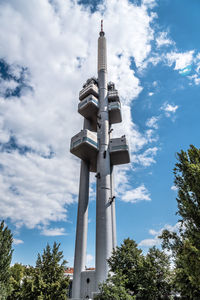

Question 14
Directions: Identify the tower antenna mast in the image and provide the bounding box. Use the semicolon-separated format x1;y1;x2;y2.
101;19;103;32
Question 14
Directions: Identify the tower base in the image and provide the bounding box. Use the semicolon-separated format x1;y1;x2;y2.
72;270;97;300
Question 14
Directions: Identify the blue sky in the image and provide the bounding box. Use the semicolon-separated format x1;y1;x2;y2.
0;0;200;267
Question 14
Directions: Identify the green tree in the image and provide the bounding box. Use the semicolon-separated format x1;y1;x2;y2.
160;145;200;298
8;263;26;299
34;242;69;299
96;238;143;300
13;242;69;300
36;242;69;299
95;238;172;300
20;265;37;300
140;246;172;299
95;273;132;300
0;220;13;299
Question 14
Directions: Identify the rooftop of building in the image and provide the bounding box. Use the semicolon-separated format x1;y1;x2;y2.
64;267;95;275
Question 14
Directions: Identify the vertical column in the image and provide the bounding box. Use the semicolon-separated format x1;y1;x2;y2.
109;127;117;250
110;166;117;249
95;30;113;290
72;119;90;299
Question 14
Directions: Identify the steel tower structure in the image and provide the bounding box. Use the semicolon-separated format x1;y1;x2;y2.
70;21;130;300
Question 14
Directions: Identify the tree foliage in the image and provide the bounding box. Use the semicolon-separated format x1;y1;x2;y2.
8;242;69;300
8;263;26;299
95;238;172;300
34;242;69;299
142;246;172;299
0;221;13;299
160;145;200;298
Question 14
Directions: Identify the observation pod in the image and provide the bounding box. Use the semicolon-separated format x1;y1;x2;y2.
110;136;130;165
108;101;122;124
108;84;122;124
79;78;99;100
70;129;98;172
78;95;99;121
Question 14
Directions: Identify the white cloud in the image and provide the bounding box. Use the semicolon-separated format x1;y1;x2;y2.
149;223;180;237
105;0;155;70
13;238;24;245
189;74;200;86
161;102;178;118
122;184;151;203
164;104;178;113
0;78;19;96
146;116;159;129
139;238;160;247
186;53;200;85
166;51;194;70
139;223;180;247
195;53;200;73
132;147;158;167
145;129;158;143
0;0;158;230
0;151;77;228
113;105;148;153
41;227;67;236
148;92;154;96
149;229;158;235
156;31;174;48
142;0;158;9
171;185;178;191
142;54;162;69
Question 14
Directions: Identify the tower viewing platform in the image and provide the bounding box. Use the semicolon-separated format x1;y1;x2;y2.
78;94;99;123
70;129;98;172
79;78;99;100
110;136;130;165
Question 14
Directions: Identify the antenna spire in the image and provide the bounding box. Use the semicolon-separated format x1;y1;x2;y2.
101;20;103;32
100;19;105;36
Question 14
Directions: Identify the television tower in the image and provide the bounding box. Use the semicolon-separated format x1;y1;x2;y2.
70;21;130;299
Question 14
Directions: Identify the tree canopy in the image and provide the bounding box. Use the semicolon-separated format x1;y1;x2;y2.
160;145;200;298
0;220;13;299
8;242;70;300
95;238;172;300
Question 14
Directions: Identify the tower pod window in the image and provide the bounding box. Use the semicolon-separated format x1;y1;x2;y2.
82;136;98;148
109;102;120;110
108;88;120;103
111;144;128;151
72;139;81;148
79;96;98;109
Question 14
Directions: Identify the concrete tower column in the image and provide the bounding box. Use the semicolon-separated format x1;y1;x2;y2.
72;119;90;299
109;126;117;250
95;24;113;290
110;165;117;249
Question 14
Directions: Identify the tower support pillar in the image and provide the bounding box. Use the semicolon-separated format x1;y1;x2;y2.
110;166;117;249
72;120;90;299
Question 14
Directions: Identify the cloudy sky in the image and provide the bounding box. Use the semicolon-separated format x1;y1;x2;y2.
0;0;200;267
